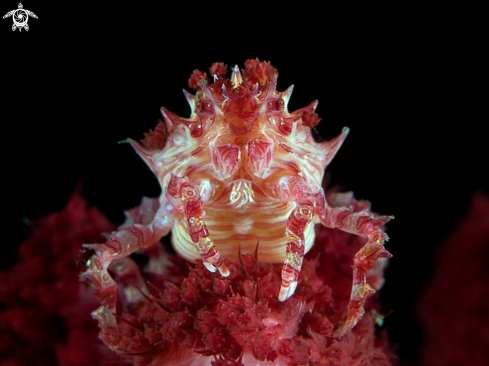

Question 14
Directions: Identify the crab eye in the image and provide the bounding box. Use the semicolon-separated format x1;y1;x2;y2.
196;101;205;114
275;99;284;111
196;100;214;115
267;99;284;112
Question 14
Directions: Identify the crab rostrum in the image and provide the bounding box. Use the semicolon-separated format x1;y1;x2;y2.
81;59;392;339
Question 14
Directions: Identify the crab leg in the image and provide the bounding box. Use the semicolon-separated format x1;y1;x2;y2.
278;177;392;336
118;197;161;230
80;203;174;349
316;194;392;336
278;201;314;301
166;173;230;277
278;178;319;301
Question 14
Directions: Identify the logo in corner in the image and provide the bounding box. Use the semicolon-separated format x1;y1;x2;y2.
3;3;37;32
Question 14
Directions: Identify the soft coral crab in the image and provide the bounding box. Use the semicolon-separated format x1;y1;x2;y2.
82;59;392;339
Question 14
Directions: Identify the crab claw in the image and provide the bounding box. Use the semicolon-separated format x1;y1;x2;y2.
166;173;230;278
279;202;314;302
279;278;299;302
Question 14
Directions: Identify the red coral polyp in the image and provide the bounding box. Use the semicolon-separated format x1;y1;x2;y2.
94;241;393;365
209;62;228;78
140;119;169;151
188;69;209;90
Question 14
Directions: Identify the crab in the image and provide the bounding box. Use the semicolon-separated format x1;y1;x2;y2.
82;59;392;338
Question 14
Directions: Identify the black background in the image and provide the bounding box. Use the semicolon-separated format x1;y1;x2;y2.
2;3;486;364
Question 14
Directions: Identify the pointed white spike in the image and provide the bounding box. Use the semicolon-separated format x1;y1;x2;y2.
292;100;319;117
309;100;318;112
160;107;181;130
126;138;156;172
323;127;350;164
230;64;243;89
282;85;294;113
182;89;196;113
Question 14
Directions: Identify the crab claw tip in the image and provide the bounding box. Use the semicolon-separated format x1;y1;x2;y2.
218;264;230;277
278;281;298;302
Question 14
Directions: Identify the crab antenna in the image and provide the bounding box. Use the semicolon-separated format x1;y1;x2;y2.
230;65;243;89
200;84;217;103
250;83;260;99
221;84;235;101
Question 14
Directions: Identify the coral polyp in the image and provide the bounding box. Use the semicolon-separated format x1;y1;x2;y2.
81;59;393;354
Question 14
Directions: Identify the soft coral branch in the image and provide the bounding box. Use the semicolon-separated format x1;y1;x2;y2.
417;192;489;366
0;193;120;365
81;190;396;366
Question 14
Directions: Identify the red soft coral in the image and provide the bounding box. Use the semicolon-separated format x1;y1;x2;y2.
242;58;278;91
140;119;169;151
417;192;489;366
189;69;210;90
0;193;120;366
209;62;228;78
82;190;396;366
301;109;322;128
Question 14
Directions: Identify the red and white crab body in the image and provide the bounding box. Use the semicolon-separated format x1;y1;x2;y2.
82;60;392;340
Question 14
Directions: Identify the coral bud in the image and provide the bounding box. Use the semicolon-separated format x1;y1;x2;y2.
188;69;209;90
210;62;228;78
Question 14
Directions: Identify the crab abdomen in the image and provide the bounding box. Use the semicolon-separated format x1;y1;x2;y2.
171;179;316;264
